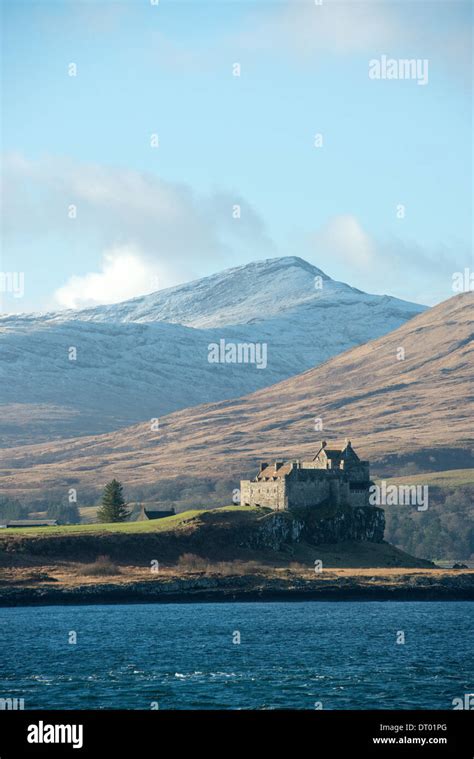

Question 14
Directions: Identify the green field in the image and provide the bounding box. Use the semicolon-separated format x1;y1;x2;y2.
2;469;472;559
0;505;256;537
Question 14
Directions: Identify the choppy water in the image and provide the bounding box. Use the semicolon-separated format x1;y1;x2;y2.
0;601;472;709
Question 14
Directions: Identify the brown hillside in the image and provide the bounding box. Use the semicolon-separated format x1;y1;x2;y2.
1;292;472;500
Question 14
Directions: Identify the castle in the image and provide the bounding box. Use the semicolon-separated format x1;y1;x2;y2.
240;440;373;511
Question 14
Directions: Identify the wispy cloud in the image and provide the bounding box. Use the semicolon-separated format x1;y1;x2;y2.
237;0;400;57
1;154;467;311
2;153;275;309
231;0;471;85
307;214;468;305
311;215;376;270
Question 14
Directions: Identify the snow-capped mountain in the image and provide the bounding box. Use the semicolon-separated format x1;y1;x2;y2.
13;256;423;328
0;257;426;445
51;256;357;327
3;292;469;505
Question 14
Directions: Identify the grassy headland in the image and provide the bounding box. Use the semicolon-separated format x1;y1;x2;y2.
1;505;473;605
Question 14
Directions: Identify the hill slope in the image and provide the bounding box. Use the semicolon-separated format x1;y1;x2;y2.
0;292;471;503
0;257;425;445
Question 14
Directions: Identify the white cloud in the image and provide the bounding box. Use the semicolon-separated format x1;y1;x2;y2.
54;245;161;309
307;214;467;305
2;153;275;309
234;0;471;82
2;154;466;311
311;215;376;270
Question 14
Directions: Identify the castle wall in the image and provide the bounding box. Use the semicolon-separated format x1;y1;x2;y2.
344;462;370;483
241;454;372;512
286;476;330;508
242;470;355;511
240;479;287;510
331;478;351;506
348;489;370;509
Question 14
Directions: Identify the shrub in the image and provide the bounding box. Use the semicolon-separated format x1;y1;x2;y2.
177;553;208;571
81;555;120;576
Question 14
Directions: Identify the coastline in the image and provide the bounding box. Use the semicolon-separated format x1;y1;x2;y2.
1;572;473;607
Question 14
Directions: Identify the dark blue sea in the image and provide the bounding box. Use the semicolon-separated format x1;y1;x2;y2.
0;601;472;710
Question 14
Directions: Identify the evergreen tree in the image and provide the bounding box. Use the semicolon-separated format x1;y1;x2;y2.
97;479;131;523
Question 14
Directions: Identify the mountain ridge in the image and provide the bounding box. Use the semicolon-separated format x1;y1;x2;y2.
1;256;424;328
0;257;427;445
1;291;471;503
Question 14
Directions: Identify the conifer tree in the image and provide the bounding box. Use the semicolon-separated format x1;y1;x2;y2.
97;479;131;523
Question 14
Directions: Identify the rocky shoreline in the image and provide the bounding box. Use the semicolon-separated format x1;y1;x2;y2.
1;572;473;607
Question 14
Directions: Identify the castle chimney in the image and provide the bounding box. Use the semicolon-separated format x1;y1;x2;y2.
311;440;327;462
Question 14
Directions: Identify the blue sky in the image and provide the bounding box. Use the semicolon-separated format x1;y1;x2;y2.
1;0;472;311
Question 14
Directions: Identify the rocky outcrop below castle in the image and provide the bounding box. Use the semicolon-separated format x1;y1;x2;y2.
0;504;385;568
242;506;385;552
